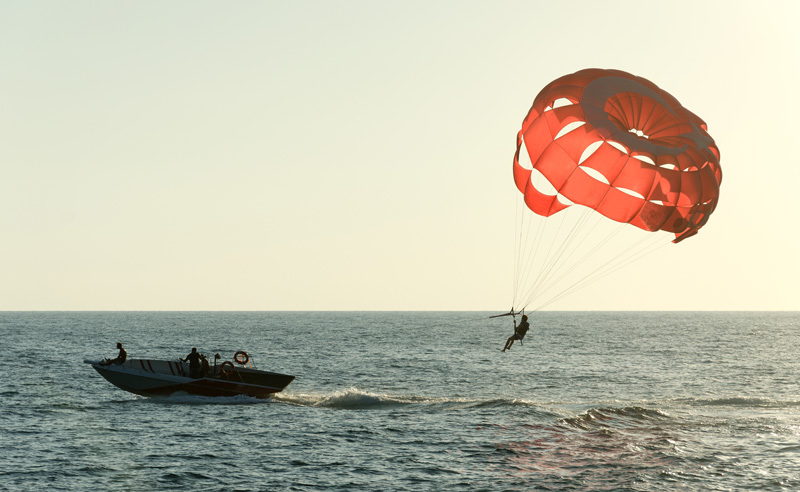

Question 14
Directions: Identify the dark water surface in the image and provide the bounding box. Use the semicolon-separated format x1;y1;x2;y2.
2;312;799;491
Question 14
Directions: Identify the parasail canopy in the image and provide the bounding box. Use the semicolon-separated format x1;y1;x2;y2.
508;69;722;312
513;68;722;243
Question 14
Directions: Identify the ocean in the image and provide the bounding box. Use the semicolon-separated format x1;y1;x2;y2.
2;311;799;491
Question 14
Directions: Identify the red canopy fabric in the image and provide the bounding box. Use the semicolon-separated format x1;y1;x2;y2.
513;69;722;242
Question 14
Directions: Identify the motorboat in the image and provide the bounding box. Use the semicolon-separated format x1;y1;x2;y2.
84;351;295;399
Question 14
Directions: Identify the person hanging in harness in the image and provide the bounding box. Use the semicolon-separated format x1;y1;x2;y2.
502;315;530;352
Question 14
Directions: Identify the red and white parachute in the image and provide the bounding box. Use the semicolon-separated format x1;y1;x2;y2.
509;69;722;311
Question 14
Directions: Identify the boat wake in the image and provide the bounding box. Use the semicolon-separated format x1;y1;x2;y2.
273;388;428;408
272;387;560;413
142;392;270;405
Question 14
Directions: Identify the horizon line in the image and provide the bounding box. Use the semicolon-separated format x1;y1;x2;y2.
1;309;798;313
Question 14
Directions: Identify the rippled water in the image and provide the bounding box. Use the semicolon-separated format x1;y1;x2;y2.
2;311;799;490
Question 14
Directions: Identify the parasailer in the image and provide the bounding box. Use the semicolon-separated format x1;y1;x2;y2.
502;314;530;352
497;68;722;332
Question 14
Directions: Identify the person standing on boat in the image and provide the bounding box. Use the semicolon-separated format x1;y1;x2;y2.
100;342;127;366
502;315;530;352
182;347;203;378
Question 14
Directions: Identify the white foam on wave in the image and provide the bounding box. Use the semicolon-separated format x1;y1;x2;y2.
272;387;553;411
273;387;443;409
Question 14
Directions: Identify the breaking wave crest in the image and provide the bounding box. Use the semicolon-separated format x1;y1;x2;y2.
560;406;671;430
274;388;426;409
273;387;556;412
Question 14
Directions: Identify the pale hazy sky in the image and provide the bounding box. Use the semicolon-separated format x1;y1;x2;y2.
2;1;798;310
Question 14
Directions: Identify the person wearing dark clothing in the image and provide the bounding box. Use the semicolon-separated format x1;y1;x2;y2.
200;354;210;377
182;347;202;378
502;315;530;352
100;343;127;366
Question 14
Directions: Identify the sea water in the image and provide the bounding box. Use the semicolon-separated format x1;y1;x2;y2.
2;311;799;491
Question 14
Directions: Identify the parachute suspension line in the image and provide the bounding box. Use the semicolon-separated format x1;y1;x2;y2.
522;208;615;309
512;198;537;308
513;204;546;309
516;203;537;306
513;196;540;309
530;243;639;311
512;201;669;312
512;194;521;307
611;236;668;276
540;232;660;309
519;209;567;309
542;209;610;283
516;205;598;311
533;238;666;312
517;210;572;309
512;197;530;309
515;206;566;310
531;234;666;311
524;209;632;309
521;206;597;308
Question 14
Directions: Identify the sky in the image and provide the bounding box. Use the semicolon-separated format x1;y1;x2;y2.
1;0;798;310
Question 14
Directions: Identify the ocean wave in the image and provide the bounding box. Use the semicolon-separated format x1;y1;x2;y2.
274;388;454;409
560;406;670;430
676;397;800;408
107;388;556;410
273;388;555;412
142;392;269;405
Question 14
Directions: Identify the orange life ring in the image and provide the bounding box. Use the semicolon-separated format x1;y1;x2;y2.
219;361;235;378
233;350;249;365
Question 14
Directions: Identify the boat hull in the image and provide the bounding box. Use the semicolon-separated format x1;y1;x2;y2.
86;358;294;399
